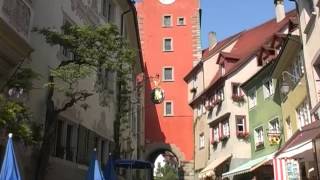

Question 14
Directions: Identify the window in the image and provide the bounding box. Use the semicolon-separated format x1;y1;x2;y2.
199;133;205;149
54;120;77;162
254;126;264;148
232;83;242;96
236;116;246;135
163;67;173;81
288;54;304;84
221;64;225;75
232;83;244;102
211;126;219;143
163;38;173;51
263;79;274;98
164;101;173;116
286;117;293;138
248;87;257;108
269;118;280;134
177;17;185;26
296;99;311;128
221;121;230;138
163;15;172;27
214;88;224;102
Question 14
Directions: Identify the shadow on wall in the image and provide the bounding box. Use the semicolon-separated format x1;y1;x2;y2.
144;64;165;144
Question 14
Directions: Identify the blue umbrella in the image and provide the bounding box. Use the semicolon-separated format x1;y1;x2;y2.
103;154;117;180
0;133;21;180
86;149;105;180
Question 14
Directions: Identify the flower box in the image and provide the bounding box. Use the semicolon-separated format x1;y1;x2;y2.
232;94;245;102
219;135;229;141
255;141;264;149
237;131;250;139
190;87;197;93
213;99;222;106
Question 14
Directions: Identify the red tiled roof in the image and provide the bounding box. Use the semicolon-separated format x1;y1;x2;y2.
184;32;242;81
190;10;297;106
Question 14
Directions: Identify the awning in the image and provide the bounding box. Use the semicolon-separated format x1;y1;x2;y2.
277;140;313;160
275;120;320;160
222;153;274;178
198;154;232;178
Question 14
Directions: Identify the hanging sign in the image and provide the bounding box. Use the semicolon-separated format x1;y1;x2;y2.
151;87;165;104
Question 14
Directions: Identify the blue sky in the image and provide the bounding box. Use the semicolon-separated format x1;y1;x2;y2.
200;0;296;48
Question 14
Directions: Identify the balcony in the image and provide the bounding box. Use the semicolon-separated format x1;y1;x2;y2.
0;0;33;81
0;0;32;39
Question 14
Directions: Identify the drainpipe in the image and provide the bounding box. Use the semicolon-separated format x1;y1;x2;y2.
121;9;131;35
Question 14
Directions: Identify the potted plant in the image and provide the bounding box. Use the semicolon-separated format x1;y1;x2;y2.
232;94;245;102
237;131;250;139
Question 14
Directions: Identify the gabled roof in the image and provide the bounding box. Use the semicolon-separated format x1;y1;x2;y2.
189;10;297;106
184;32;243;81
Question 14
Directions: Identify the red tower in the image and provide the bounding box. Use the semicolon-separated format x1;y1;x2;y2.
136;0;201;178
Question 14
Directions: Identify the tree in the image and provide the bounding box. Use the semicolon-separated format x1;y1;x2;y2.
0;67;40;144
33;24;135;180
155;162;179;180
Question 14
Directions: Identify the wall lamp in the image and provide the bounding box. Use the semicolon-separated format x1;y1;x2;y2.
280;71;299;94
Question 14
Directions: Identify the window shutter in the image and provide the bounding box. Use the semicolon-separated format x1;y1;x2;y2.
244;116;247;133
210;128;213;144
218;123;222;139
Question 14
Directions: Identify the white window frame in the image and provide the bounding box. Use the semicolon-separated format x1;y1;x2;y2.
222;121;230;137
162;15;172;27
163;37;173;52
296;99;311;128
162;66;174;81
268;117;280;134
164;100;174;116
254;126;264;148
177;17;186;26
263;79;274;99
236;115;246;134
199;133;205;149
213;126;219;142
248;87;257;109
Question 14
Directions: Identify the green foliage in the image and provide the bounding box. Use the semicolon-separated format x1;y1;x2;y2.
0;95;38;144
34;23;135;105
155;162;179;180
7;68;40;92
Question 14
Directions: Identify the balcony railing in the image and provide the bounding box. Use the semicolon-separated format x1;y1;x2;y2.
1;0;32;39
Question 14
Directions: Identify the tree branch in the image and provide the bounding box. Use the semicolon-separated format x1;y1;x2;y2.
55;91;93;113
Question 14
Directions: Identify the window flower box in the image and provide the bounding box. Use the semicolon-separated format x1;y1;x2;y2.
232;94;245;102
255;141;264;149
219;135;229;141
190;87;197;93
211;139;219;145
237;131;250;139
213;99;222;106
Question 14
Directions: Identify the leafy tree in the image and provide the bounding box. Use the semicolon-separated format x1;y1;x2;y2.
155;162;179;180
0;67;40;144
33;24;135;180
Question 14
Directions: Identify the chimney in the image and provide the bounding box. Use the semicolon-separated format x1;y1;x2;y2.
274;0;285;22
208;31;217;50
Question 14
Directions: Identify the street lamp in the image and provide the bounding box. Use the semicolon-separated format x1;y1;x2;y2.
280;71;299;94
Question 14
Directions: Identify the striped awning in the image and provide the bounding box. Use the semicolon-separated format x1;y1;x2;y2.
198;154;232;179
222;153;274;178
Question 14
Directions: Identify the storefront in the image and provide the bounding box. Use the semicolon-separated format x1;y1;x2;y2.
274;120;320;180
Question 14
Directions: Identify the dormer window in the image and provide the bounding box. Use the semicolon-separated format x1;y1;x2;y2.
221;64;225;75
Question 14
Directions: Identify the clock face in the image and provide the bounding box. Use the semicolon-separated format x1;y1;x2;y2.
159;0;175;5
